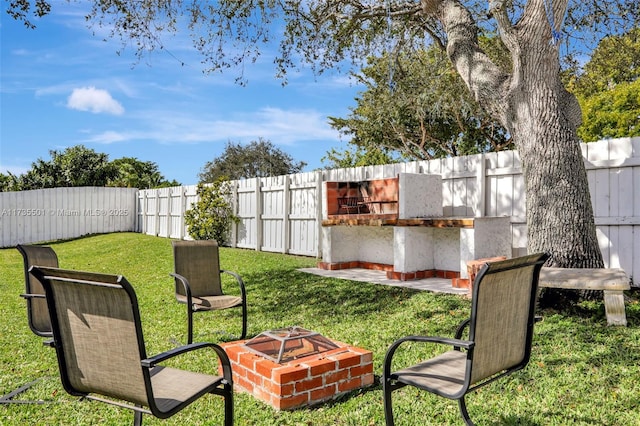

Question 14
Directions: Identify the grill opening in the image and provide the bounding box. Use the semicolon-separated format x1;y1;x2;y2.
243;326;339;363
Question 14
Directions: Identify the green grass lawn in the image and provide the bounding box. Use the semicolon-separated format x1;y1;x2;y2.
1;232;640;425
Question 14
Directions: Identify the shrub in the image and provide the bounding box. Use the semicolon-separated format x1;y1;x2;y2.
184;177;239;244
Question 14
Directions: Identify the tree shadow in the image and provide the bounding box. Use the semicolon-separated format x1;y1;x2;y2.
241;267;468;327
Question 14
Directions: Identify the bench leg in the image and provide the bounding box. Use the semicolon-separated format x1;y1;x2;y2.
603;290;627;326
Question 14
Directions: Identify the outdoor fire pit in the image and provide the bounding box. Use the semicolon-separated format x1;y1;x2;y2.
220;326;374;410
243;326;339;363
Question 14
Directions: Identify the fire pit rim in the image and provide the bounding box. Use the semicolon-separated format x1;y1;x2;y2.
242;326;340;364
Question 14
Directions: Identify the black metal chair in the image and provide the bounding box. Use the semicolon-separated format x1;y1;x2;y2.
383;252;549;425
0;245;58;405
17;244;58;338
171;240;247;344
30;266;234;425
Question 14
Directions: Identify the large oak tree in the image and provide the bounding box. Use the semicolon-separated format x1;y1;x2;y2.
9;0;638;271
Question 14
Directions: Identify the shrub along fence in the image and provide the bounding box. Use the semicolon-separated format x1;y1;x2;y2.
1;137;638;285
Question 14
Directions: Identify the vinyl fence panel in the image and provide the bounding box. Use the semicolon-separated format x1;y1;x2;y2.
4;140;637;285
0;187;137;247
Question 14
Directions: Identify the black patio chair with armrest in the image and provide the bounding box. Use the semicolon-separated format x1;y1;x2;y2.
383;252;549;426
17;244;58;339
171;240;247;344
0;244;58;405
29;266;234;426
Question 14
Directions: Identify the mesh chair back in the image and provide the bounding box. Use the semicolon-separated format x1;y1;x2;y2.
173;240;223;297
31;267;150;408
468;253;547;384
17;245;59;337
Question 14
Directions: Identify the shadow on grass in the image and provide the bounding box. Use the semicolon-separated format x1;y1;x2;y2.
243;268;425;320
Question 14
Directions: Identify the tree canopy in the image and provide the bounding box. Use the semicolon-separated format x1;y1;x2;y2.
109;157;180;189
1;145;179;191
6;1;637;83
329;40;512;161
321;144;400;169
199;138;307;182
566;28;640;141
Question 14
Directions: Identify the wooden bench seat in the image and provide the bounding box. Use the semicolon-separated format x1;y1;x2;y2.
539;267;631;326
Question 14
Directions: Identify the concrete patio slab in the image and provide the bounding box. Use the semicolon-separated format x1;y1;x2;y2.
299;267;469;296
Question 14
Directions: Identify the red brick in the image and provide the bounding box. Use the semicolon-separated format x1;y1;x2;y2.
264;380;294;397
361;373;375;386
255;358;279;379
234;375;255;393
232;363;248;379
310;383;337;402
348;347;373;363
334;353;361;369
307;359;337;376
273;365;308;384
274;393;309;411
350;363;373;377
238;352;259;370
337;377;362;392
220;342;245;364
452;278;470;288
295;376;323;393
325;369;349;384
443;270;461;279
246;369;264;388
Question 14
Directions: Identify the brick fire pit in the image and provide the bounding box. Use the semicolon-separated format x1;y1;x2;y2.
220;327;374;410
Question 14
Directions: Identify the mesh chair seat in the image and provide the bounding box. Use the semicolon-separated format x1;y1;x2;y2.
149;366;225;413
177;294;243;311
390;350;467;398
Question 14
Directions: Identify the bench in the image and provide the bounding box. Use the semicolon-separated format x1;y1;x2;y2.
539;267;630;326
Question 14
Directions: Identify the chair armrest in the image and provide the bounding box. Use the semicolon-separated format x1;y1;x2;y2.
383;335;474;379
454;318;471;337
170;272;193;304
142;342;233;383
221;270;247;301
20;293;46;300
454;318;472;351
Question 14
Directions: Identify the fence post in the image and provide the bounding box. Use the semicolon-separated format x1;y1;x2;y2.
315;170;324;259
231;181;238;248
476;153;486;217
283;176;291;254
255;177;263;252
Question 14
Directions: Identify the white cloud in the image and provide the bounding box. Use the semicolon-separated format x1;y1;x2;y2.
83;130;129;144
67;86;125;115
79;106;339;147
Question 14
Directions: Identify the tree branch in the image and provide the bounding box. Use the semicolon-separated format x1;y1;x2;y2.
421;0;510;122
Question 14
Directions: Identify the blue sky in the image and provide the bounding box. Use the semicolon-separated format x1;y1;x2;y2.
0;3;363;185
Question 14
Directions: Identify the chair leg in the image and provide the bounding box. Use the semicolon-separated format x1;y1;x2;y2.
133;409;143;426
0;378;49;405
458;396;475;426
382;379;395;426
224;384;234;426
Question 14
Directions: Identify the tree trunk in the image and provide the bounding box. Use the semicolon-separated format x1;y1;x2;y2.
427;0;604;303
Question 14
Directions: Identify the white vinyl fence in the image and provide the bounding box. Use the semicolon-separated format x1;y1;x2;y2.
138;137;640;286
0;187;137;247
1;138;638;286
